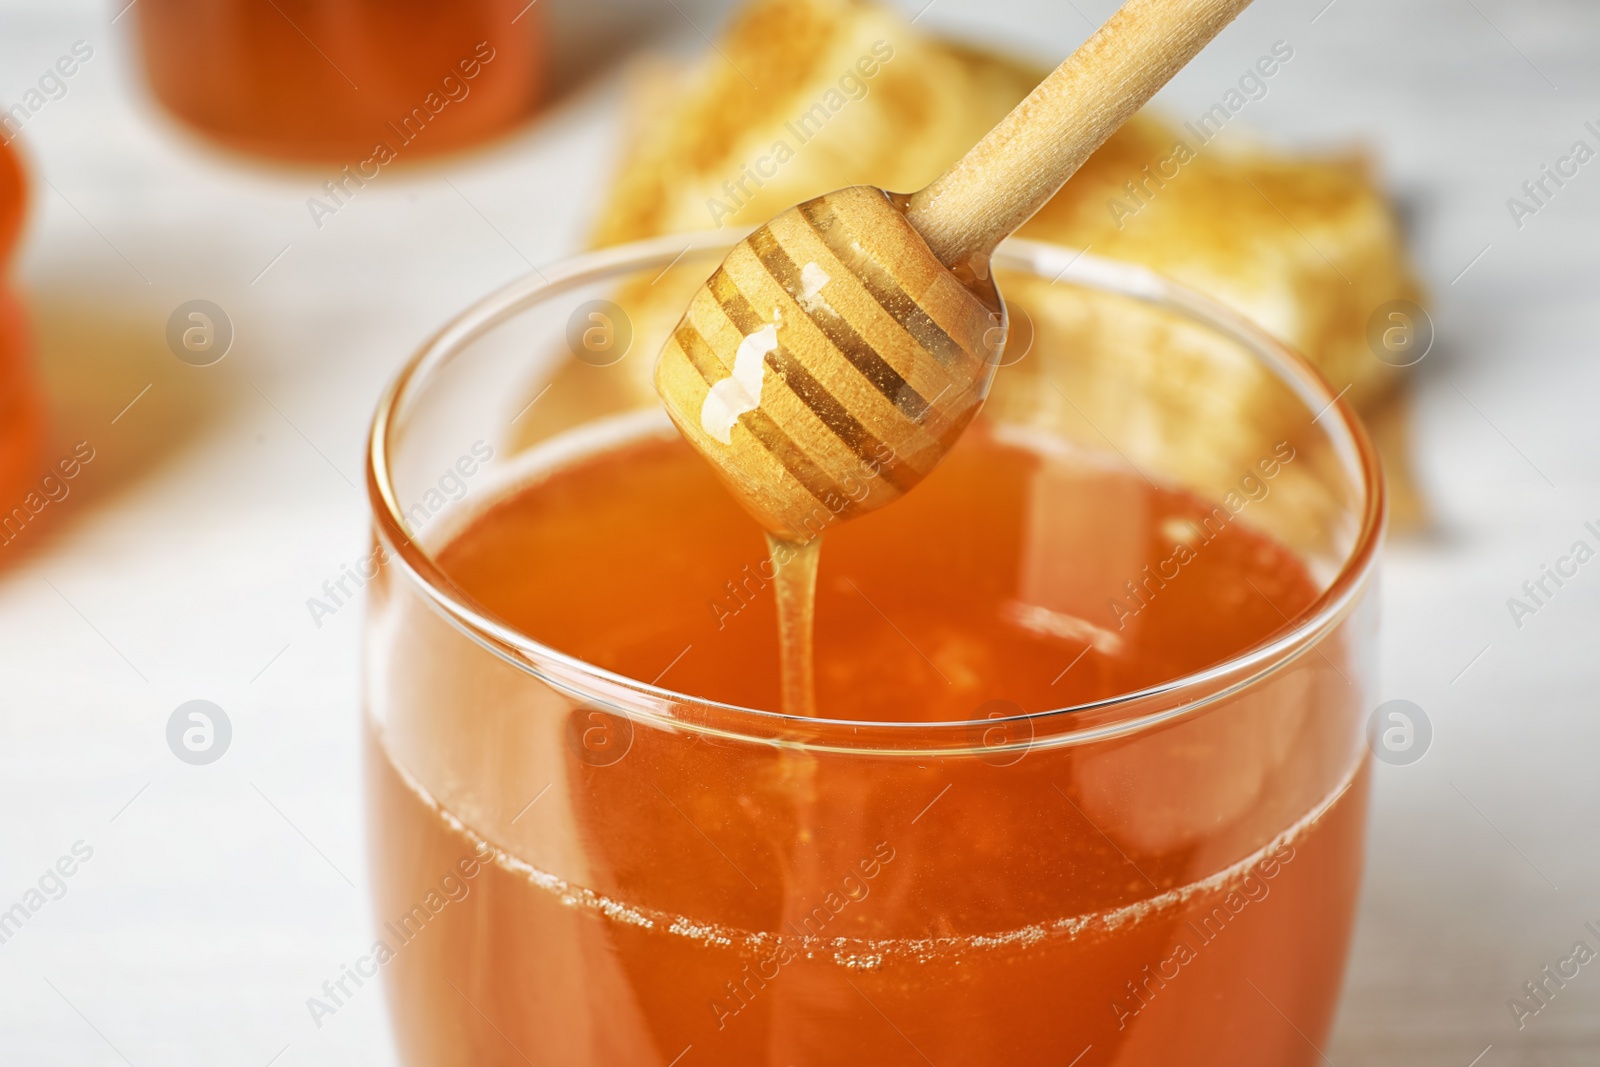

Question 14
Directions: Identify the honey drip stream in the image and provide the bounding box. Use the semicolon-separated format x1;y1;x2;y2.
765;532;822;718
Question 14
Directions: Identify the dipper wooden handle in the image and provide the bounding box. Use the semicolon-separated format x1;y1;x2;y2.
909;0;1256;267
654;0;1255;542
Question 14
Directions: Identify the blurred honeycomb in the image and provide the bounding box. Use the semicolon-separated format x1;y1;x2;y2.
523;0;1426;529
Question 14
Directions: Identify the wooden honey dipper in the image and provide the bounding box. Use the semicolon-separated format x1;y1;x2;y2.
654;0;1255;715
656;0;1255;543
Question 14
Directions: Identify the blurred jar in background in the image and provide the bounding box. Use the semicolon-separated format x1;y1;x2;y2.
0;136;44;518
132;0;545;163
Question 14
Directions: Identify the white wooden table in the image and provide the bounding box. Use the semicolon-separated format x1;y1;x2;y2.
0;0;1595;1063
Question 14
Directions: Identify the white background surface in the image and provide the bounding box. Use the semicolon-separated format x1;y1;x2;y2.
0;0;1596;1064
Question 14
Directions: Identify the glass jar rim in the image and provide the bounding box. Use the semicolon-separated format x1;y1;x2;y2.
367;232;1386;756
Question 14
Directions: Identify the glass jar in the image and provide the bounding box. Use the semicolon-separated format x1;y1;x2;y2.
362;234;1384;1066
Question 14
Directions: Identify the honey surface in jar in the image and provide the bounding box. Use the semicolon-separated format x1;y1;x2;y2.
366;422;1366;1066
